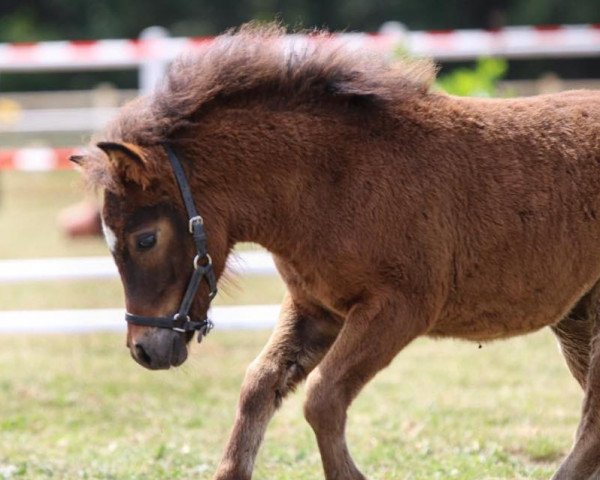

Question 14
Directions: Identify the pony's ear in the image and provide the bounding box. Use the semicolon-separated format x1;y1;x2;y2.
69;154;85;166
96;141;152;189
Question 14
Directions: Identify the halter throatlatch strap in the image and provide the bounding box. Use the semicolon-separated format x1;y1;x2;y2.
125;144;218;341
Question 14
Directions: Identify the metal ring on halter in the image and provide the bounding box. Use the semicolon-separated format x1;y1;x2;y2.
188;215;204;233
194;253;212;270
172;312;190;332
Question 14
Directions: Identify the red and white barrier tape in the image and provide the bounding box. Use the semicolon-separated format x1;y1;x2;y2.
0;147;79;171
0;24;598;71
409;24;600;60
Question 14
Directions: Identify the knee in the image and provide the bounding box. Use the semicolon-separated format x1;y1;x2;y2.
303;372;344;431
238;359;278;410
242;358;271;391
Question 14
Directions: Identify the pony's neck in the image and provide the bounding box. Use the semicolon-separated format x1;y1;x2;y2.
226;161;307;256
198;104;340;257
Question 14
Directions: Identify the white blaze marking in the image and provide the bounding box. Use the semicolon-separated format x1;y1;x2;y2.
101;216;118;253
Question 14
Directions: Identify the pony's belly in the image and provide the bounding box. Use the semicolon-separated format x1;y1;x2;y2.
430;284;590;341
430;230;600;342
429;310;558;341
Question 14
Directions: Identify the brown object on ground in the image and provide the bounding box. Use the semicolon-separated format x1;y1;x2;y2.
57;200;102;238
76;24;600;480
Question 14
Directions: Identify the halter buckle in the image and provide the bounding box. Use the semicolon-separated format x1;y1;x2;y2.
189;215;204;233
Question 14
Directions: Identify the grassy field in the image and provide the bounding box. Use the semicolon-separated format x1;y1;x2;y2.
0;171;585;479
0;331;583;479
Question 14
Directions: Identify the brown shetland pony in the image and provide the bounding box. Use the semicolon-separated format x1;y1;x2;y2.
76;24;600;480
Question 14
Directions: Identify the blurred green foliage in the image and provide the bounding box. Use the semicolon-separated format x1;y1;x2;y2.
437;58;509;97
2;0;600;42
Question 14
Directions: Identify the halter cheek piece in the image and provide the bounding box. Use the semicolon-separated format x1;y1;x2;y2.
124;144;218;342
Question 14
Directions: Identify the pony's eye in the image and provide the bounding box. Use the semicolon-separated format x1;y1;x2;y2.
136;232;157;251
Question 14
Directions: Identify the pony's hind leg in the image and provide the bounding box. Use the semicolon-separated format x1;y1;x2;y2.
303;296;431;480
551;288;596;390
213;292;341;480
552;287;600;480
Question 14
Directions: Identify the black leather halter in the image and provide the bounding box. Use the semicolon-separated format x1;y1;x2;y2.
125;144;218;341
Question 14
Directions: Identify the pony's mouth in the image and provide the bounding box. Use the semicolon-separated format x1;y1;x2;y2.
130;330;188;370
169;334;189;367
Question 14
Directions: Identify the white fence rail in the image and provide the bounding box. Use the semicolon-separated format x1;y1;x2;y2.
0;304;279;333
0;251;277;283
0;251;280;333
0;107;118;133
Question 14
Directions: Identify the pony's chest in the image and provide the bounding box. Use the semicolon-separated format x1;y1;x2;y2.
273;256;353;317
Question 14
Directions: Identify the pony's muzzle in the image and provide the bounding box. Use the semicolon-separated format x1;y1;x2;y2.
130;329;188;370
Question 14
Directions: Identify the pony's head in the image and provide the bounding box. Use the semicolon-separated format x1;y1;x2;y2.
76;140;230;370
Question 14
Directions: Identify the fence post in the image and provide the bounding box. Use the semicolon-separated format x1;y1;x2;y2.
138;26;170;95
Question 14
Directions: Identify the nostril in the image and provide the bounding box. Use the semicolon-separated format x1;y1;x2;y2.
134;343;152;366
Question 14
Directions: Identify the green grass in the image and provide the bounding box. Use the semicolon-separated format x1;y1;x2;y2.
0;170;585;478
0;331;582;479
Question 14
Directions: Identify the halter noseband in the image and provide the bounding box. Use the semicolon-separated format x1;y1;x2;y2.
124;144;218;341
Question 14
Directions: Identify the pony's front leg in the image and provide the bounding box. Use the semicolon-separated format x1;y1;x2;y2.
213;293;340;480
303;296;430;480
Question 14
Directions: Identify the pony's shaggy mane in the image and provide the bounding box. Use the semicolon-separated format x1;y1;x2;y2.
83;23;436;190
105;23;436;146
